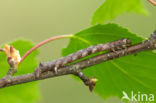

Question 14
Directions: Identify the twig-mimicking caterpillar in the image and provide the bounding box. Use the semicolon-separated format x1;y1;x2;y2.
35;38;131;77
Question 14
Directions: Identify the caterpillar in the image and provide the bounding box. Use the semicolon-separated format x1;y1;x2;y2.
35;38;131;77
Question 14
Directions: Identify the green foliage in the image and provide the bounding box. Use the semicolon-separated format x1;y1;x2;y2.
91;0;148;25
62;23;156;99
0;40;40;103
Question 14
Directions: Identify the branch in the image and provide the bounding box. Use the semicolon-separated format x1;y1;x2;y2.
0;31;156;91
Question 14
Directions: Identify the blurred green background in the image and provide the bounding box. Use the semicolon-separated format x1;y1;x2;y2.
0;0;155;103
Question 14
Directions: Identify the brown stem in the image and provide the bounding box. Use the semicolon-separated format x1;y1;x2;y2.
20;34;72;63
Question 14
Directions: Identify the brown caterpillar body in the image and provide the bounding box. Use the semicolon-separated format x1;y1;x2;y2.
35;38;131;77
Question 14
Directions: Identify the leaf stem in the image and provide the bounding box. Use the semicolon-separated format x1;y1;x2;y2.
148;0;156;6
20;34;73;63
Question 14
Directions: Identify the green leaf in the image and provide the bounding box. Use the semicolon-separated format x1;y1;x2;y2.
0;40;40;103
62;23;156;100
91;0;148;25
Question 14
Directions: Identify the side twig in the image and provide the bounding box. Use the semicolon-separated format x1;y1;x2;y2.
73;69;97;92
